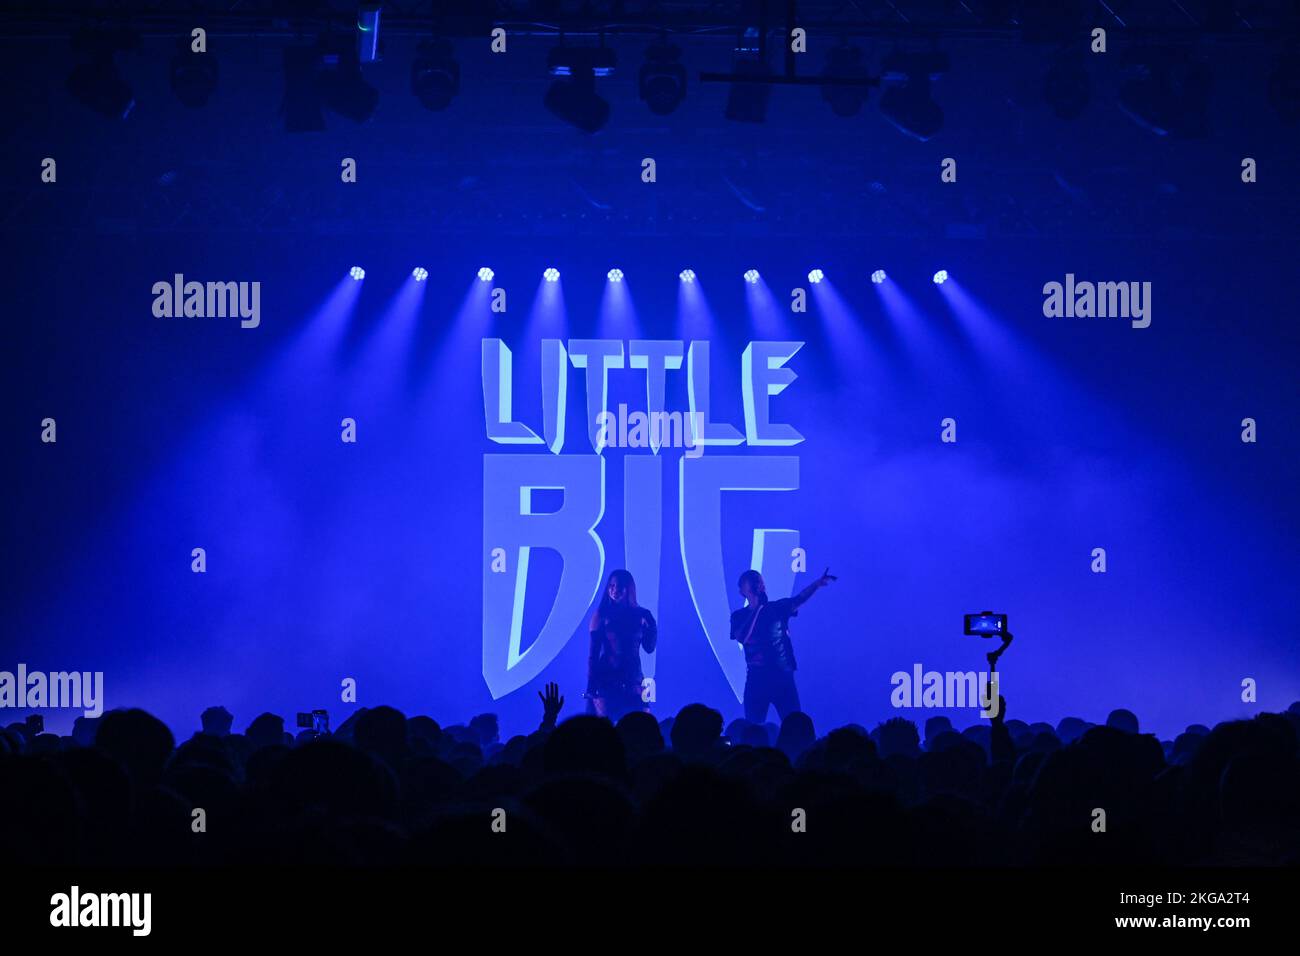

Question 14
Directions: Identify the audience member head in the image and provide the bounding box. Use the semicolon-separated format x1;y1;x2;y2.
1056;716;1089;744
201;706;234;737
1106;709;1140;734
874;717;921;758
246;713;285;752
355;706;409;765
544;715;626;779
616;711;664;760
71;715;101;748
469;713;500;747
924;715;953;745
670;704;724;761
95;708;175;786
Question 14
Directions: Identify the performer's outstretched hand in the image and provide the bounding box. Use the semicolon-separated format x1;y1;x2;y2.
795;567;838;607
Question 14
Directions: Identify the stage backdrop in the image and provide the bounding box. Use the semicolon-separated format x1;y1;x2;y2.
7;230;1298;740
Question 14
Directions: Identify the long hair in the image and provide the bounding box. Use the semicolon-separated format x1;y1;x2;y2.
598;568;638;618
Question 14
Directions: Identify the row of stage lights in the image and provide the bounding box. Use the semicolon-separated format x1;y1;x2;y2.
346;266;952;286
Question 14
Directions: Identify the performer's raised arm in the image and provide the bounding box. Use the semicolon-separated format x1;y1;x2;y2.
792;567;837;608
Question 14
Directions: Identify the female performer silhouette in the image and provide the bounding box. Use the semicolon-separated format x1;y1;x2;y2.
585;569;657;721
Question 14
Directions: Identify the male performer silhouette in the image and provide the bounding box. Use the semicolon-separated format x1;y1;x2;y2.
730;567;836;723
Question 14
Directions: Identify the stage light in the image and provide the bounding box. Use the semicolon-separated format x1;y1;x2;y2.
349;266;366;281
543;268;560;283
67;30;136;119
744;269;760;284
356;4;381;65
170;36;218;108
932;270;949;285
320;38;378;124
548;45;617;78
607;268;624;283
871;269;887;284
545;73;610;133
879;51;949;142
477;267;494;283
412;267;428;282
808;269;825;284
639;42;687;115
411;39;459;111
545;46;617;133
679;269;696;283
821;45;871;118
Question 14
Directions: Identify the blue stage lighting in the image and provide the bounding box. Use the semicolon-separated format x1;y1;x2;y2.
349;266;365;281
607;268;624;282
477;267;494;283
357;4;382;65
412;267;428;282
744;269;760;284
808;269;825;284
871;269;887;284
932;269;949;285
543;268;560;283
679;269;696;283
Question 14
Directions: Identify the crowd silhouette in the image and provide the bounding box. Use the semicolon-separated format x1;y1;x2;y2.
3;687;1299;867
